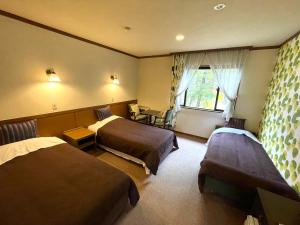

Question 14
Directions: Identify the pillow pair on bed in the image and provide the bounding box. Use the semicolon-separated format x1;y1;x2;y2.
95;106;112;121
0;119;38;146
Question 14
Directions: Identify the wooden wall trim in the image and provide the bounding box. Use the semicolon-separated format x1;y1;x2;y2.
139;45;280;58
0;10;138;59
250;45;280;50
280;29;300;47
0;100;136;124
139;54;172;59
170;46;252;55
174;130;208;142
0;100;137;137
2;9;293;59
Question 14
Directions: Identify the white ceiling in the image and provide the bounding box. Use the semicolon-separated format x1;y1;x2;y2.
0;0;299;57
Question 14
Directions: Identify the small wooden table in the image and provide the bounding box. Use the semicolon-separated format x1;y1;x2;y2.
141;109;163;125
63;127;95;149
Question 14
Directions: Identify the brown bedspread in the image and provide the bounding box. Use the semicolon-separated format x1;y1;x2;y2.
96;118;178;175
0;143;139;225
199;133;300;201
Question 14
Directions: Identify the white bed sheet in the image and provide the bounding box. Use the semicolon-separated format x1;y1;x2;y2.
0;137;65;166
88;115;121;133
207;127;261;145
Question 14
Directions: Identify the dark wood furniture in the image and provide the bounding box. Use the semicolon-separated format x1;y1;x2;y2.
141;109;162;125
215;117;246;130
63;127;95;149
225;117;246;129
253;188;300;225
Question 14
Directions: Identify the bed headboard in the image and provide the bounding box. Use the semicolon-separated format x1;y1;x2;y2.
0;100;137;138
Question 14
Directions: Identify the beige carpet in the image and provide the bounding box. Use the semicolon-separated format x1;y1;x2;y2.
88;134;245;225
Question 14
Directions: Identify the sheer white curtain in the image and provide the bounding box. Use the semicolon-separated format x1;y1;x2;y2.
175;52;206;112
207;49;249;121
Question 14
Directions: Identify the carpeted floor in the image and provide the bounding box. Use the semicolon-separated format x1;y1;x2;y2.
88;133;245;225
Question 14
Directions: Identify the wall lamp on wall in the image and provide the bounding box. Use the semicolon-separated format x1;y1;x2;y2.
110;75;120;85
46;68;61;82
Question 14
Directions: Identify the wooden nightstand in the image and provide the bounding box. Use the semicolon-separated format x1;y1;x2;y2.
252;188;300;225
63;127;95;149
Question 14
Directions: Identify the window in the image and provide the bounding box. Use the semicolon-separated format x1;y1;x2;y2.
180;67;225;111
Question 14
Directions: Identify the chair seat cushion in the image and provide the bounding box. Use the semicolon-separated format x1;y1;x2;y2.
154;118;164;125
135;114;147;121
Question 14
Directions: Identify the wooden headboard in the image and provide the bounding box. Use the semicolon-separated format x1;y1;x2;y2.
0;100;137;137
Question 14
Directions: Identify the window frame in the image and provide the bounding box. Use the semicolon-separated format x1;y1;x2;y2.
181;66;224;112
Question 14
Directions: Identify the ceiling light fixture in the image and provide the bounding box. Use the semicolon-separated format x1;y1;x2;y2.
176;34;185;41
123;26;131;31
214;3;226;11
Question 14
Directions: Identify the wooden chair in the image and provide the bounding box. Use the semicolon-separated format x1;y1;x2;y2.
153;109;174;129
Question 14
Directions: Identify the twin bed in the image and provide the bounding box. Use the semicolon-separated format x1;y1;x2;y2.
199;128;300;201
0;137;139;225
0;106;178;225
88;115;178;175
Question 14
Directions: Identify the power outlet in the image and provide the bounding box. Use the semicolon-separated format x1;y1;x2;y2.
52;104;58;112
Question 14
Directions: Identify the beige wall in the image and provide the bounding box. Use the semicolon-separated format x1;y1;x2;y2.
0;14;277;138
0;15;138;120
137;57;172;111
137;49;277;138
234;49;278;132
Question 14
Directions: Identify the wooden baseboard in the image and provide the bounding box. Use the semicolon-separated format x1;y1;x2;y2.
174;130;208;142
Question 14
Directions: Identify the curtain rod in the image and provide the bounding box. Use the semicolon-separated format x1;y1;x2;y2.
170;45;280;55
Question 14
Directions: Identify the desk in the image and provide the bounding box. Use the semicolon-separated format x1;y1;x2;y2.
141;110;163;125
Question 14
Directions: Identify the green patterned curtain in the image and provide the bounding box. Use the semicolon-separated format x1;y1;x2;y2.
259;34;300;194
170;54;185;125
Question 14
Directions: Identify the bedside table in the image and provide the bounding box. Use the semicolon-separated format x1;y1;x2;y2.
252;188;300;225
63;127;95;149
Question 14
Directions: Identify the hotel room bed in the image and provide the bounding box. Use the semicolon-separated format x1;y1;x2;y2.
0;137;139;225
198;128;300;201
89;115;178;175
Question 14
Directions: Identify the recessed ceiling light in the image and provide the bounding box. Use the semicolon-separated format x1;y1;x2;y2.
123;26;131;31
214;3;226;11
176;34;185;41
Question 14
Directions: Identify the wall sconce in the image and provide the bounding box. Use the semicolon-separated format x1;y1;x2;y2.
46;68;61;82
110;75;120;84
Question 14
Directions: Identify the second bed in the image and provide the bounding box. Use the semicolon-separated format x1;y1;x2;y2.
89;115;178;175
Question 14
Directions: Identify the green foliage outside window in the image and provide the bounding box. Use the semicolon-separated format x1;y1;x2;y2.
182;69;225;111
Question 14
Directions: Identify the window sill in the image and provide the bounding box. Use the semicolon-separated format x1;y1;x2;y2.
180;106;223;113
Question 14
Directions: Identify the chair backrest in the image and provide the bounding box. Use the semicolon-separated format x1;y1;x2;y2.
164;109;173;124
128;104;140;116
